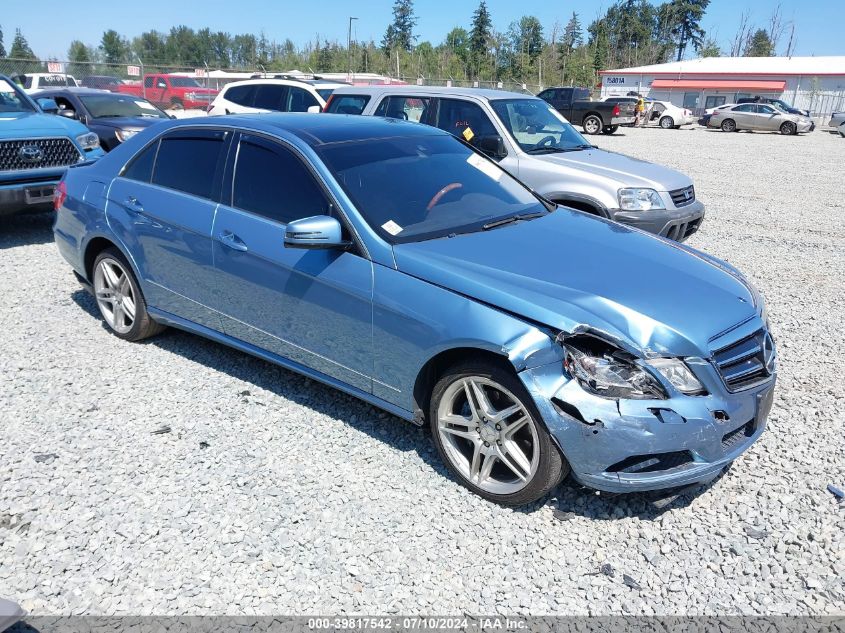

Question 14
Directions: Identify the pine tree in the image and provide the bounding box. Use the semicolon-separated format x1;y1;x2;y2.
666;0;710;61
10;28;36;60
561;13;583;51
68;40;91;63
744;29;773;56
101;29;128;64
469;1;492;77
381;0;417;53
593;24;608;74
0;25;6;58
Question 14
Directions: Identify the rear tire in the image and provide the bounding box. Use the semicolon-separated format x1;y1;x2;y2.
659;116;674;129
721;118;737;132
429;360;568;506
602;125;619;134
92;248;165;342
583;114;603;135
169;97;184;110
780;121;797;135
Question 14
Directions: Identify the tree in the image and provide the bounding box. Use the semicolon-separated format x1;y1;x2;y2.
665;0;710;61
133;30;168;63
699;38;721;57
744;29;773;56
10;28;36;60
382;0;417;53
561;13;583;52
0;25;6;58
593;23;609;74
469;1;493;77
101;29;128;64
507;15;543;78
68;40;91;63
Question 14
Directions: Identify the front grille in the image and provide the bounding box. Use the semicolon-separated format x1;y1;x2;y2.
663;217;702;241
712;328;775;392
721;420;755;452
0;138;82;172
669;185;696;207
608;451;693;474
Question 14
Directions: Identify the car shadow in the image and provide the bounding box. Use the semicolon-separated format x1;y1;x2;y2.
69;288;722;518
0;211;54;250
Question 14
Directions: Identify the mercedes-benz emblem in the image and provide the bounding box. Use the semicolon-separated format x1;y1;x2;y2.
763;332;776;372
18;145;43;164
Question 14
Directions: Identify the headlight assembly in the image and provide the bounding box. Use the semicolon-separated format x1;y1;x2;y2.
647;358;705;395
561;339;666;400
115;129;139;143
618;188;666;211
75;132;100;151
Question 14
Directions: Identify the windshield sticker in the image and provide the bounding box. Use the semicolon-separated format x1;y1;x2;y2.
466;153;502;181
134;100;157;110
381;220;403;236
462;127;475;142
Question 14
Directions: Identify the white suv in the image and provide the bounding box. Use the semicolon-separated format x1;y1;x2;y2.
12;73;79;93
208;78;345;116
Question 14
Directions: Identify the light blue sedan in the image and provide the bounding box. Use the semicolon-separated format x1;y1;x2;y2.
53;114;776;506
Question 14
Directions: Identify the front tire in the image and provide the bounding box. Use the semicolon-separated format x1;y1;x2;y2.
583;114;603;135
721;118;737;132
780;121;797;135
429;360;567;506
659;116;674;129
92;248;165;341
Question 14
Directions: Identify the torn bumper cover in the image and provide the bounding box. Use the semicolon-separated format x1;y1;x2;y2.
518;343;776;494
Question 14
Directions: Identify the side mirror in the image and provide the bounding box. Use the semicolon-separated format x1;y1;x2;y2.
59;108;78;120
284;215;350;250
307;105;322;114
37;98;59;114
474;134;507;160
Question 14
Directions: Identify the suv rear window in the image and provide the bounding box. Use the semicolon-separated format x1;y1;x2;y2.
325;94;370;115
224;84;256;107
152;129;228;199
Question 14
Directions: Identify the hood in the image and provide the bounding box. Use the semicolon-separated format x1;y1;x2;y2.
535;148;692;191
0;111;90;138
91;116;167;130
392;210;757;358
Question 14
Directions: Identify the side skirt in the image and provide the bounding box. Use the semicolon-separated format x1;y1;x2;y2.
147;307;417;424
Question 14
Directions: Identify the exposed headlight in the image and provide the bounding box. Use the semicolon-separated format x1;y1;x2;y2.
562;341;665;400
75;132;100;151
185;92;196;100
647;358;705;395
618;188;666;211
115;129;139;143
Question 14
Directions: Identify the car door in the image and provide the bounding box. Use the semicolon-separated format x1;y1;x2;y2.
730;104;756;129
756;104;781;131
252;84;288;112
286;86;321;112
210;132;374;392
105;128;230;330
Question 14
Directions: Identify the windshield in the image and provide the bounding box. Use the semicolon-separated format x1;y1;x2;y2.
0;78;35;113
79;94;168;119
317;134;549;243
491;99;593;153
169;77;202;88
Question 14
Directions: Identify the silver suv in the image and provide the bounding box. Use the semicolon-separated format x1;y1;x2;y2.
325;86;705;241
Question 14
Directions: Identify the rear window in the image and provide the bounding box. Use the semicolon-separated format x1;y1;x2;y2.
39;75;78;88
122;141;159;183
152;130;228;200
325;94;370;115
224;84;256;107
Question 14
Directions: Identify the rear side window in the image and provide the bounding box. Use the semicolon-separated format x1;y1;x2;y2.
434;98;497;140
144;77;154;88
122;141;159;183
253;85;287;110
152;130;228;199
375;96;430;123
325;94;370;115
224;84;256;107
287;87;319;112
232;134;329;224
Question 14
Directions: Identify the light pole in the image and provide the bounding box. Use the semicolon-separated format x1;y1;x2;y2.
347;17;358;81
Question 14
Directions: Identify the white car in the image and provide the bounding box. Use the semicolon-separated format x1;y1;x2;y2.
208;78;346;116
11;73;79;93
644;100;696;129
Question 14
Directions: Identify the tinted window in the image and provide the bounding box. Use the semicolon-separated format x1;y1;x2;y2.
144;77;154;88
435;99;497;141
325;94;370;115
757;105;776;114
287;87;319;112
123;141;159;183
233;135;329;224
537;90;553;101
734;104;755;112
253;85;286;110
374;96;431;122
224;84;256;107
152;130;227;199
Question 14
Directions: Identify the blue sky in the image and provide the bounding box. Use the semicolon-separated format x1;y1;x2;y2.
4;0;839;61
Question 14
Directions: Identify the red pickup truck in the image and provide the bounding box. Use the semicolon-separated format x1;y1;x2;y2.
116;74;218;110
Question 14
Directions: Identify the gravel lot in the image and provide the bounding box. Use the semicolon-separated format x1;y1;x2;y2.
1;125;843;616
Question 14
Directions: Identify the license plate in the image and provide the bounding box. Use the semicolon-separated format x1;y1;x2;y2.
24;185;56;205
614;116;635;124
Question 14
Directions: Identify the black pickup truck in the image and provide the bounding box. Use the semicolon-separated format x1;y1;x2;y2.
537;86;635;135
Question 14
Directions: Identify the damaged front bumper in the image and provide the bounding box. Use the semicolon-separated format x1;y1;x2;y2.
519;341;776;494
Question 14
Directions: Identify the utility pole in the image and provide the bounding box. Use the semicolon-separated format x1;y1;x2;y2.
347;17;358;82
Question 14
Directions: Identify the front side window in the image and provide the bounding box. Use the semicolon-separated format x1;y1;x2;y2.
375;96;431;123
734;104;755;113
233;134;329;224
287;87;320;112
757;105;776;114
0;78;35;113
317;133;548;244
152;130;228;199
491;99;591;154
434;98;497;141
325;94;370;115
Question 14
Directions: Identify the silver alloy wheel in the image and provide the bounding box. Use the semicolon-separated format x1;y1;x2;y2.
660;116;674;129
437;376;540;495
93;258;137;335
584;116;601;134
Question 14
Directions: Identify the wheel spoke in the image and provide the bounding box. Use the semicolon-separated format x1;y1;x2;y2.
467;379;494;419
503;415;529;437
113;303;125;327
122;295;136;321
492;403;521;424
101;262;121;288
118;275;131;296
477;453;497;484
499;440;531;481
468;443;483;482
96;288;115;303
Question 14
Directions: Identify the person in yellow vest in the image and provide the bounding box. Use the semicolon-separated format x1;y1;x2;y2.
635;96;646;126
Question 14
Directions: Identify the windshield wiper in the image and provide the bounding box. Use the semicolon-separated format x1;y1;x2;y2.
482;211;547;231
525;146;568;154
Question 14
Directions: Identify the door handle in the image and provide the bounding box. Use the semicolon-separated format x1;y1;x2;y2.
218;230;248;252
124;196;144;213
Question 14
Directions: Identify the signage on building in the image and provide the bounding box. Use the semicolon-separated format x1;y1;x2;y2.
605;76;626;85
127;65;141;77
46;61;63;73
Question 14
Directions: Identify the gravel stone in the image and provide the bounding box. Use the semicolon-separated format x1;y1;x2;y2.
0;126;843;616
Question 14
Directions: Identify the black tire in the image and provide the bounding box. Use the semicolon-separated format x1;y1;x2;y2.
659;116;674;129
170;97;184;110
92;248;165;342
721;118;737;132
780;121;797;135
602;125;619;134
429;359;568;506
582;114;603;135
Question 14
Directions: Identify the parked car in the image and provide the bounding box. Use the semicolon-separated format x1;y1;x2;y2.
30;88;170;151
737;96;809;117
326;85;704;241
828;111;845;135
207;78;341;116
698;103;734;127
708;103;814;135
116;74;218;110
54;114;776;506
80;75;124;91
0;75;103;216
538;86;635;134
11;72;79;93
